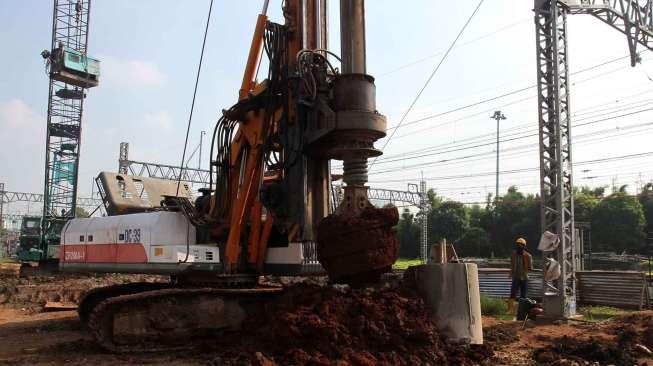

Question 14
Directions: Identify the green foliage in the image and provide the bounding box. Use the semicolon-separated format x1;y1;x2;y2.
393;184;652;259
592;192;646;253
480;295;508;316
579;306;624;322
456;227;491;258
492;186;540;256
397;209;421;259
393;258;422;270
574;189;599;223
75;207;90;218
428;200;469;243
639;183;653;234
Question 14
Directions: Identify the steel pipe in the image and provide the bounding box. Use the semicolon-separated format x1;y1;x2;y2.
339;0;366;74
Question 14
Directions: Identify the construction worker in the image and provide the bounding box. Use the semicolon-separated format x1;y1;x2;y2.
510;237;533;299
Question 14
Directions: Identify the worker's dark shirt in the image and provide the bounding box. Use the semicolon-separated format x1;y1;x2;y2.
510;249;532;281
514;255;526;280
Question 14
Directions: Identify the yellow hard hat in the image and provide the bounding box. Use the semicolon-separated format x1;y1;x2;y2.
516;238;527;246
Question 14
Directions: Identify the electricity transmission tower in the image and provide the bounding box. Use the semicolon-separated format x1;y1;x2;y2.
534;0;653;318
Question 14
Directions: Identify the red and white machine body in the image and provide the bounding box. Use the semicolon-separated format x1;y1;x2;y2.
60;211;219;273
60;211;307;274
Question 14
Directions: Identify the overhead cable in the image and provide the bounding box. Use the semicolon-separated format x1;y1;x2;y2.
369;0;485;171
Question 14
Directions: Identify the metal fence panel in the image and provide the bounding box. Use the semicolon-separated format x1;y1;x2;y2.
477;269;649;309
577;271;647;309
477;268;542;299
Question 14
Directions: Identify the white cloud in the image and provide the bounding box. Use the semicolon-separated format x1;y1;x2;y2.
143;110;173;130
0;99;41;130
101;57;167;88
0;99;46;193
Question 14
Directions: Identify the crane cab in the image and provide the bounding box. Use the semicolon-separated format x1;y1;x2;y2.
44;46;100;89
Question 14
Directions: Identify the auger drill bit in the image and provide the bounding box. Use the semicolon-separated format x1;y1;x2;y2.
313;0;398;285
317;157;399;286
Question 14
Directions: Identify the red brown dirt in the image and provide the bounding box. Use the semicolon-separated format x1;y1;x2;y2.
0;272;164;313
317;206;399;285
2;271;652;365
530;312;653;365
485;312;653;366
228;283;495;365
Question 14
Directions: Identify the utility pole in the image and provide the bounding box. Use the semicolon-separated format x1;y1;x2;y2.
0;183;4;234
199;130;206;169
490;111;506;201
419;178;428;264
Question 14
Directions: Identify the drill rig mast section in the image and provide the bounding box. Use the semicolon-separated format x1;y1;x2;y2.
239;2;270;100
207;0;333;274
204;0;396;281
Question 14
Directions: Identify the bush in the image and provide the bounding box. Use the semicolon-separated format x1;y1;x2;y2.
480;295;508;316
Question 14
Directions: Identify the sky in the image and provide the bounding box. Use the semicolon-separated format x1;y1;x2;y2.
1;0;653;218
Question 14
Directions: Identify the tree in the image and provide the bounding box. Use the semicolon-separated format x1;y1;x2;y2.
492;186;540;256
428;200;468;244
75;207;90;218
396;209;421;258
592;192;646;253
456;226;491;258
638;183;653;235
468;204;492;231
574;188;599;223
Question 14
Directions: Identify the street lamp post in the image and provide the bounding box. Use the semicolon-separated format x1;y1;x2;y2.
199;130;206;169
490;111;506;202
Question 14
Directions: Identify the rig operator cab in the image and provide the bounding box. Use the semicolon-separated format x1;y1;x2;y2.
17;216;43;262
41;43;100;90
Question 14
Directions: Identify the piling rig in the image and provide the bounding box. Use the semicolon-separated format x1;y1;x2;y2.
60;0;398;351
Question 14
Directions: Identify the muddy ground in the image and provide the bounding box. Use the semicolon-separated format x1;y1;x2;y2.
0;271;652;365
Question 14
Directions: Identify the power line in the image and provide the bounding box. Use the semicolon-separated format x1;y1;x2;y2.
377;18;531;77
369;107;653;168
369;151;653;183
394;91;653;141
435;170;653;195
423;161;653;193
176;0;214;196
369;122;653;175
383;53;638;133
370;0;485;171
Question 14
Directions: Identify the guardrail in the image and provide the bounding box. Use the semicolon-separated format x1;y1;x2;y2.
477;268;651;310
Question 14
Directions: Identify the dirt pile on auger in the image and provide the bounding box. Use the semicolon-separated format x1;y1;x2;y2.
223;283;493;366
316;206;399;286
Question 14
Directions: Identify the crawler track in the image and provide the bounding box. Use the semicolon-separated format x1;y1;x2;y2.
78;282;173;325
86;286;283;353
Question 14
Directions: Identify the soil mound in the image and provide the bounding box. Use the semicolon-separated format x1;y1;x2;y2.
533;335;636;365
0;273;163;312
483;323;519;347
533;313;653;365
231;283;493;365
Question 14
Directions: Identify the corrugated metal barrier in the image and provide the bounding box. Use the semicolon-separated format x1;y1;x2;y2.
577;271;648;309
477;268;542;299
478;268;651;309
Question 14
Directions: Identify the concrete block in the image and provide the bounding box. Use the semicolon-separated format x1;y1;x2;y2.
409;263;483;344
